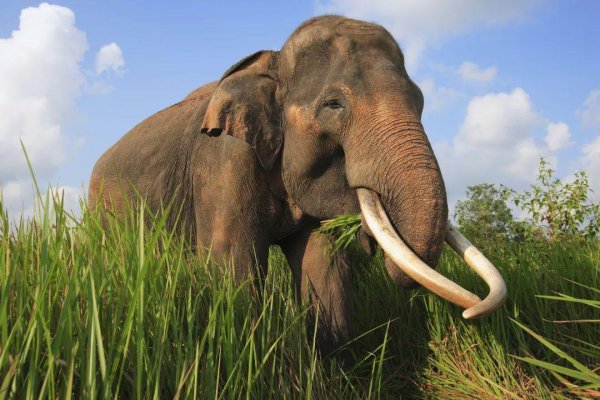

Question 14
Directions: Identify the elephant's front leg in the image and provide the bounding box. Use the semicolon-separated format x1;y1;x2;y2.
194;206;270;289
280;224;352;354
192;137;276;288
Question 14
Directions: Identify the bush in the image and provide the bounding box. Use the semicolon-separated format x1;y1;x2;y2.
454;159;600;243
454;183;514;241
505;158;600;242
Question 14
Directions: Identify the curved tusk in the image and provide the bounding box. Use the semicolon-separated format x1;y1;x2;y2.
357;188;482;310
357;188;506;319
445;223;507;319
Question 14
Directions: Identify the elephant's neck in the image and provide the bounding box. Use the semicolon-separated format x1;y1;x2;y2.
266;158;307;241
265;156;287;200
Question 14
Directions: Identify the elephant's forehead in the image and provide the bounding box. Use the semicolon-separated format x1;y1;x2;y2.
285;16;388;47
328;82;354;96
280;39;402;100
281;20;399;67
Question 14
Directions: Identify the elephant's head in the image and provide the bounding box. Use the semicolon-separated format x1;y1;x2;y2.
202;16;506;319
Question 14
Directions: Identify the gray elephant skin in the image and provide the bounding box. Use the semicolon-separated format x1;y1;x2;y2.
89;16;450;353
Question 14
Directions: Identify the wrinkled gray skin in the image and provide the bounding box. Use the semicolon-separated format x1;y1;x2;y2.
90;16;448;354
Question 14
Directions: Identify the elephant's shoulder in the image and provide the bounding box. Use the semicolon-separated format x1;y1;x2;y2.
183;81;219;102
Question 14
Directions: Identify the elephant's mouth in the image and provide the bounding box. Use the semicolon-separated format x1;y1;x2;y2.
356;188;507;319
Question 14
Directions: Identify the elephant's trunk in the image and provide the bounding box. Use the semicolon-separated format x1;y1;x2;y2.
346;119;506;319
347;120;448;275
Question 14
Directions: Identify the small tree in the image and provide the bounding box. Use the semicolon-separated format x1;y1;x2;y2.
505;158;600;241
454;183;514;240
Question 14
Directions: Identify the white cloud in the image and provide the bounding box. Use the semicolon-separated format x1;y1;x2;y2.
418;78;462;112
1;181;83;218
575;93;600;200
51;185;83;214
458;61;497;84
0;3;88;183
457;88;541;147
95;42;125;75
544;122;572;151
435;88;562;204
580;136;600;201
0;3;122;217
578;90;600;130
316;0;537;70
1;181;32;215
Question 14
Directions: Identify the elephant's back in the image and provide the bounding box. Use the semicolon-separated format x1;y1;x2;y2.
89;81;218;210
183;81;218;101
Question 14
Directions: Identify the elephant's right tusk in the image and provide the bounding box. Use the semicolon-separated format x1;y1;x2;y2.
357;188;481;309
357;188;506;319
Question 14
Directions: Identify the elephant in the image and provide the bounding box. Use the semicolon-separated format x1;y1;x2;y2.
89;15;506;353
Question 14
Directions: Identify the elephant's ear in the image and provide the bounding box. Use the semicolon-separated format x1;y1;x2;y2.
201;50;282;170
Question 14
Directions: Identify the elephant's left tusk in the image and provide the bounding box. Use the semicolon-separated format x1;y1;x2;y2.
445;223;507;319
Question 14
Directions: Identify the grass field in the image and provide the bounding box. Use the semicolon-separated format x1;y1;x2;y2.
1;194;599;399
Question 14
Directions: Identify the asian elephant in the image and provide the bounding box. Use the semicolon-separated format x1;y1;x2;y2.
89;16;506;353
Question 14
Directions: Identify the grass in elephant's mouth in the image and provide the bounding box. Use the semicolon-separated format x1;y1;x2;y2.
318;214;362;254
1;193;598;399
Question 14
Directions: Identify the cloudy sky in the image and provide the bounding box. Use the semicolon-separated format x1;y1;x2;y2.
1;1;599;216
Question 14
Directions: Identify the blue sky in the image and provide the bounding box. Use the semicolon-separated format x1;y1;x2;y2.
1;1;599;215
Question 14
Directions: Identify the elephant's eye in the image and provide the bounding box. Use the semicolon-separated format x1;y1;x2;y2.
322;99;342;110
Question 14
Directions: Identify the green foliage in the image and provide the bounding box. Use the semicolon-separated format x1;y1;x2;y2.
318;214;361;254
454;183;514;241
455;159;600;243
1;190;599;398
511;269;600;396
505;158;600;241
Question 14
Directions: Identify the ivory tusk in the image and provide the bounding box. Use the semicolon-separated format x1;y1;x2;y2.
357;188;481;309
357;188;506;319
445;223;507;319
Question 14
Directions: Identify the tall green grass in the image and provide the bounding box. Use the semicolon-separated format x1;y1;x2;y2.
0;193;598;399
